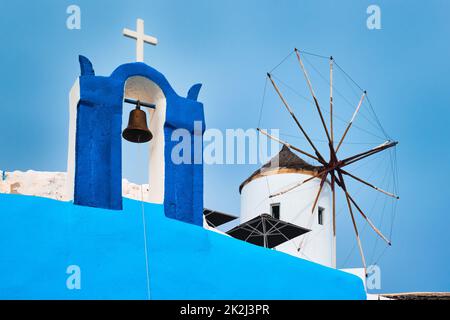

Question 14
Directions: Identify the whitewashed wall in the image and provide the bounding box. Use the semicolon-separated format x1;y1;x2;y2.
0;170;153;203
240;172;335;268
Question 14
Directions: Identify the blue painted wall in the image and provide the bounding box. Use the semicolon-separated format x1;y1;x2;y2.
74;57;205;225
0;194;365;299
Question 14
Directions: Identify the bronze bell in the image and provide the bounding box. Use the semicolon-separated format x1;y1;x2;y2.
122;104;153;143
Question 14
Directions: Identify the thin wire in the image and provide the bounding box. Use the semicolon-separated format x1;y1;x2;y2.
248;132;276;216
333;61;391;141
342;150;396;268
338;67;383;131
339;153;386;265
257;77;268;128
369;172;391;264
140;185;151;300
362;149;396;267
270;73;386;141
272;50;389;143
389;147;399;239
366;94;391;140
269;50;295;73
372;244;389;266
271;73;312;103
340;65;363;102
334;60;365;92
280;132;381;146
137;135;151;300
302;55;382;134
297;49;330;60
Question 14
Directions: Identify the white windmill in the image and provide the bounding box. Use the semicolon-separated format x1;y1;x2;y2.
238;49;399;275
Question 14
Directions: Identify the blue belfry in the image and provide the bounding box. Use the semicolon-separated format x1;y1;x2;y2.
73;56;205;226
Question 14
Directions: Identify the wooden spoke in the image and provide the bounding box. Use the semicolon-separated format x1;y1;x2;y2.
270;157;347;198
311;174;328;214
345;193;367;274
335;172;391;245
337;171;367;274
330;56;334;145
269;172;323;198
336;92;366;152
340;169;399;199
295;48;332;144
331;172;337;268
267;73;326;162
342;141;398;167
257;128;321;163
331;176;336;236
347;192;391;246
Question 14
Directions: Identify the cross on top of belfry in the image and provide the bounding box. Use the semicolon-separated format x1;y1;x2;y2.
123;18;158;62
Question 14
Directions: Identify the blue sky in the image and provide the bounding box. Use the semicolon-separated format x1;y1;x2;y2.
0;0;449;293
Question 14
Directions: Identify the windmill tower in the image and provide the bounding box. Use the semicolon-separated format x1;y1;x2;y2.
240;145;334;267
236;48;399;275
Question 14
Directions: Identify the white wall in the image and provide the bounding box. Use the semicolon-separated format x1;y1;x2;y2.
66;78;80;201
240;172;335;268
1;171;70;201
0;170;157;204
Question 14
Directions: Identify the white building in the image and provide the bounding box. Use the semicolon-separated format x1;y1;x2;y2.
239;146;335;268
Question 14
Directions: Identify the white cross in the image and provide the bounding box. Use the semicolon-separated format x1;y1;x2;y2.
123;18;158;62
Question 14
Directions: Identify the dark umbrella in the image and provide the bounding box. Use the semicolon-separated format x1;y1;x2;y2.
226;214;310;248
203;209;238;228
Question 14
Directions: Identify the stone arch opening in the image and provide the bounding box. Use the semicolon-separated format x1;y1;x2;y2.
122;76;167;204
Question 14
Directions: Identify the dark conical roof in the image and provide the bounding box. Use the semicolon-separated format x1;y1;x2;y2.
261;145;318;171
239;145;320;193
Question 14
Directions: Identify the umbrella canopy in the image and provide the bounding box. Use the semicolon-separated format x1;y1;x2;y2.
203;209;238;228
226;214;311;248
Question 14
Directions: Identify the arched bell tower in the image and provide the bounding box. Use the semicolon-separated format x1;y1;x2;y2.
66;55;205;226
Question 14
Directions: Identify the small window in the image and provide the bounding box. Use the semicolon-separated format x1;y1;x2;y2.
318;206;324;225
271;203;280;220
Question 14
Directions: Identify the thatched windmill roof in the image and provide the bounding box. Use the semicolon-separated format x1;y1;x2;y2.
239;145;321;193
